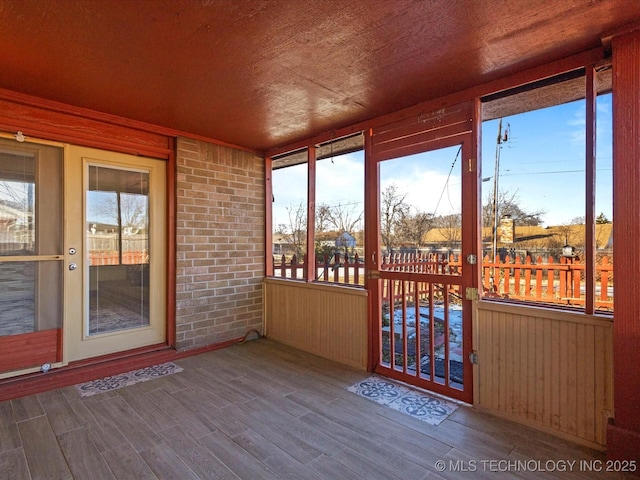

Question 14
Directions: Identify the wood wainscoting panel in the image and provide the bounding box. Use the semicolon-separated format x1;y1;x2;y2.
264;279;368;370
475;302;613;449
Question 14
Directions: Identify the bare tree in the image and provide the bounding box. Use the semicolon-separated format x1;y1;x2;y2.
316;202;362;234
380;184;409;252
397;209;434;251
555;221;585;256
316;204;332;233
483;189;544;228
0;179;34;246
0;181;31;211
91;193;147;233
434;213;462;246
276;201;307;257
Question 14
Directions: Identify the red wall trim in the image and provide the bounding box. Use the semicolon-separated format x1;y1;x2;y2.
585;66;597;315
0;337;243;402
0;98;172;159
371;107;472;163
471;98;482;299
363;129;379;372
0;87;260;156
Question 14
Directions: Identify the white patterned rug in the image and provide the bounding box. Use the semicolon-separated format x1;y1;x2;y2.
75;362;183;397
347;375;458;425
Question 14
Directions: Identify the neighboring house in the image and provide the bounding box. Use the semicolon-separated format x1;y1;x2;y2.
335;231;356;249
0;202;32;253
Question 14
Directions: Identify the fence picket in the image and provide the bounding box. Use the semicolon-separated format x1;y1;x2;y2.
600;256;610;302
547;256;555;301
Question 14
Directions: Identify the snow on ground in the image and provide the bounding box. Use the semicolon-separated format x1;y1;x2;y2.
390;303;463;362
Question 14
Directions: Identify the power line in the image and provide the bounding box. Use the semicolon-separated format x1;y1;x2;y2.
499;168;606;177
432;145;462;217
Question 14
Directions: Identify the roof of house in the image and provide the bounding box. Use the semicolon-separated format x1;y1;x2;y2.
423;223;613;249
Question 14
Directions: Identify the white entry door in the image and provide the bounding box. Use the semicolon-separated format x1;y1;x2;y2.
64;145;166;362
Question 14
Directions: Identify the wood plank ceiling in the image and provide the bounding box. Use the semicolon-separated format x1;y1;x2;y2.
0;0;639;153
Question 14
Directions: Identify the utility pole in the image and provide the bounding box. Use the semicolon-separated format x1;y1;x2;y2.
491;119;509;289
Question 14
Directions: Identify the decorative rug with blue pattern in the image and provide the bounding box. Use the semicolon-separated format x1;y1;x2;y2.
347;375;458;425
75;362;183;397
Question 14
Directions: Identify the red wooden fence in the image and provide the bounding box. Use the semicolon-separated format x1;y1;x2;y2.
273;251;614;310
482;254;613;309
272;253;363;284
88;251;148;266
380;253;461;306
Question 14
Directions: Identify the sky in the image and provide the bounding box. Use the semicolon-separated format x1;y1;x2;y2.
272;93;613;232
482;93;612;227
272;153;365;231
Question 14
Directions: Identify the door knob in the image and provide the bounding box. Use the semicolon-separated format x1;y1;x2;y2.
69;263;77;271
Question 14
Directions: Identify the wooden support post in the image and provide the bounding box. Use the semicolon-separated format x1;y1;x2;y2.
265;156;273;277
607;27;640;464
306;146;316;282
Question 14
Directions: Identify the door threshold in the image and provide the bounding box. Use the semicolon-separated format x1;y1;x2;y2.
0;337;240;402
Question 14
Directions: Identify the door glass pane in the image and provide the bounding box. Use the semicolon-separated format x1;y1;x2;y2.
0;139;63;339
0;149;35;255
87;166;150;335
0;144;62;256
378;144;465;391
379;146;463;273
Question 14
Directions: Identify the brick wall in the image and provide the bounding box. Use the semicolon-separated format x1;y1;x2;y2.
175;137;264;350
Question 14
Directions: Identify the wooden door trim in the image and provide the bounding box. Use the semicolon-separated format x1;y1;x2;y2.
367;124;475;403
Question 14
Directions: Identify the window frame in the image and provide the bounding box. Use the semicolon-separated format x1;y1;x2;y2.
478;65;612;315
267;135;366;287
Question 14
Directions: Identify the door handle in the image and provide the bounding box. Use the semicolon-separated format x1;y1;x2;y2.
68;263;77;271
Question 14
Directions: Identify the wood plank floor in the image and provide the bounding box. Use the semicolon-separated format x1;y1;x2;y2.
0;338;633;479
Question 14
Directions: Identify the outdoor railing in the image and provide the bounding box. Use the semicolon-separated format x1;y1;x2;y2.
381;252;462;305
273;253;364;284
272;251;614;310
381;252;459;274
272;251;454;283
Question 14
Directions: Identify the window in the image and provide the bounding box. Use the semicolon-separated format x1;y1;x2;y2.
271;156;307;280
268;134;365;286
480;68;612;313
315;149;364;285
595;89;613;312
